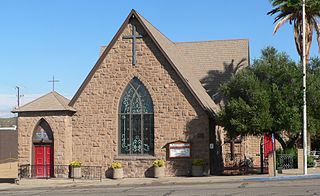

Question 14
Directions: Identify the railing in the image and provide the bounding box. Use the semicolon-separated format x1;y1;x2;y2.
19;164;102;181
278;154;294;169
310;151;320;160
80;166;102;180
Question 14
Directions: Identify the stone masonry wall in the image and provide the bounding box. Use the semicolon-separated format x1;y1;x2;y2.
244;135;261;166
71;19;210;178
17;112;73;167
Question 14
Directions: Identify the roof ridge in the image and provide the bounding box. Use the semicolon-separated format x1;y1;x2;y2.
135;11;219;115
12;91;76;113
175;38;249;44
69;9;221;115
69;9;136;106
14;92;51;111
135;11;174;44
52;91;70;109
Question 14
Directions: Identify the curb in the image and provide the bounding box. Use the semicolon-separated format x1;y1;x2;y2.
242;173;320;181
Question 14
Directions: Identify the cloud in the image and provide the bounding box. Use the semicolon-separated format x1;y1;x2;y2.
0;94;43;118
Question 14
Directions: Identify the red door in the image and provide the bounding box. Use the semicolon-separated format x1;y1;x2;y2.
34;145;52;177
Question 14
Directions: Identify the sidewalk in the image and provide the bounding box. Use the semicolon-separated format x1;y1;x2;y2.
0;175;262;191
1;168;320;191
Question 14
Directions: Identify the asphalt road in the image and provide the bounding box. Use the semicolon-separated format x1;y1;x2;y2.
1;178;320;196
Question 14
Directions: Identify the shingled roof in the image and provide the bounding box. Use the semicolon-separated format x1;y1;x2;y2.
70;10;249;116
12;91;76;113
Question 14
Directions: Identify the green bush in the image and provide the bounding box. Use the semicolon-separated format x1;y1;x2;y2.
307;155;315;168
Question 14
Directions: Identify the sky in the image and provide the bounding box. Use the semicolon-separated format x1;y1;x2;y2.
0;0;319;118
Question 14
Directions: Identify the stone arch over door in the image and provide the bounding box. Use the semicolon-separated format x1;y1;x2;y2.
32;118;54;178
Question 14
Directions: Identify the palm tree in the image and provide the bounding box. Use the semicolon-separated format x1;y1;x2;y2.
268;0;320;63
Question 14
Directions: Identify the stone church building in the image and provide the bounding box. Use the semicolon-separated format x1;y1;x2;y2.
13;10;256;178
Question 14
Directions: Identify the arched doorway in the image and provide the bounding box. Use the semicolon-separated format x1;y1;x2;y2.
32;119;54;178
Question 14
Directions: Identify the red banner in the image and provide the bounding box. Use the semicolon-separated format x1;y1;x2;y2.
264;134;273;158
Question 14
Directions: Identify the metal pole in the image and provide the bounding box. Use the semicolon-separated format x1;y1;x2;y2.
302;0;308;175
272;133;277;176
260;138;264;174
16;86;20;107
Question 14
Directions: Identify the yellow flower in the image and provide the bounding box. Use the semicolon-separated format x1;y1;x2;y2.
70;160;81;167
153;159;165;167
111;161;122;169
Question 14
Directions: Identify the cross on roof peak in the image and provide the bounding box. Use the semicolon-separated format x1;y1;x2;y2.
48;76;60;91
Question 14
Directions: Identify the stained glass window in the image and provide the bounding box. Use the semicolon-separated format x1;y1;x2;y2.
119;78;154;155
32;119;53;143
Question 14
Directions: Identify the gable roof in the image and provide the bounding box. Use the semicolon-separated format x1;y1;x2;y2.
12;91;76;113
176;40;249;101
70;10;249;117
175;39;249;81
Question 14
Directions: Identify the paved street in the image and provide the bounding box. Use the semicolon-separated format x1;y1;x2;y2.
1;178;320;196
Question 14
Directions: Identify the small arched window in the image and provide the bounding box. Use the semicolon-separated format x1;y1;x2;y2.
32;119;53;143
119;78;154;155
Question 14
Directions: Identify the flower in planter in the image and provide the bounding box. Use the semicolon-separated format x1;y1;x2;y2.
192;159;204;177
111;161;123;179
70;160;82;167
192;159;204;166
153;159;165;167
111;161;122;169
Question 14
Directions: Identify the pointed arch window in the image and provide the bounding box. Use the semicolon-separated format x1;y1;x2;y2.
119;78;154;155
32;119;53;143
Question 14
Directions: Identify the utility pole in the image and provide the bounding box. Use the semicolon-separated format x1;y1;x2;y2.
15;86;23;107
302;0;308;175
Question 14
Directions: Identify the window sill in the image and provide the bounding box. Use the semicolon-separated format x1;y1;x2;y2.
115;155;156;160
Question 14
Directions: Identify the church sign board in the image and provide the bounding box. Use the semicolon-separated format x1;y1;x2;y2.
168;141;191;158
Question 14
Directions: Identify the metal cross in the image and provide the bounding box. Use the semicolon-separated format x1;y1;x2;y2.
48;76;59;91
123;25;143;65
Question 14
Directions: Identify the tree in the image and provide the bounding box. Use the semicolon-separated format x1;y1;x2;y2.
268;0;320;63
217;47;320;150
306;57;320;145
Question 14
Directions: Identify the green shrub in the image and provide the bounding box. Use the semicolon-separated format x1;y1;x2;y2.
307;155;315;168
153;159;165;167
192;159;204;166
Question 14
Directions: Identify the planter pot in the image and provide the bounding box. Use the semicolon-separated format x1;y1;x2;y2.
113;168;123;179
70;167;81;178
154;166;165;178
192;165;203;177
